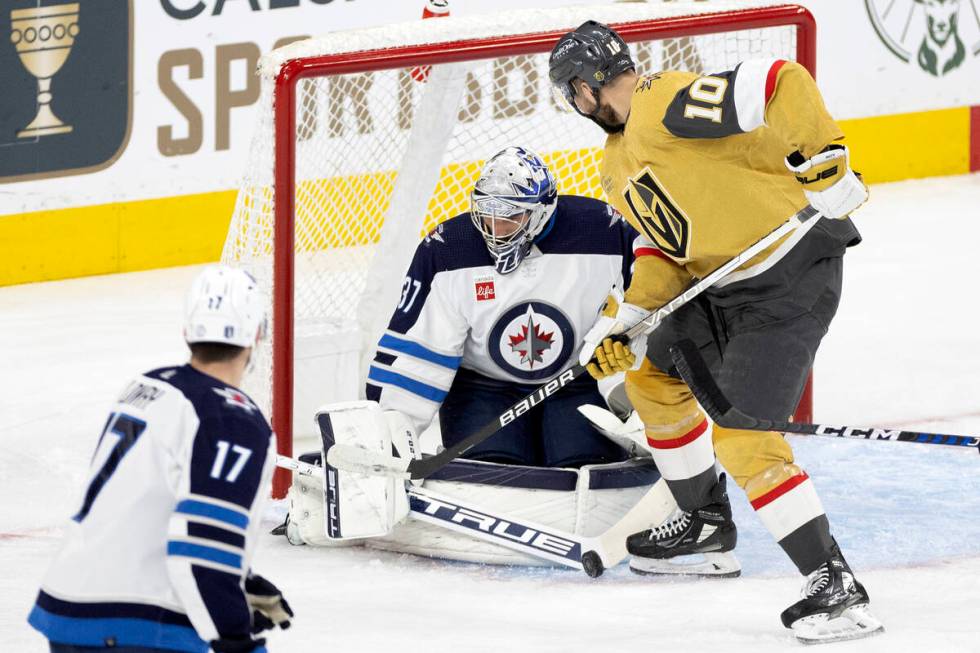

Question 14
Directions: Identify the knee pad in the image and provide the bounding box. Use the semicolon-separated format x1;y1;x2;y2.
624;358;703;441
712;426;798;494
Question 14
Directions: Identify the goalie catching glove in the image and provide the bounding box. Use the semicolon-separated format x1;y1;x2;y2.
785;144;868;219
245;573;293;633
579;291;648;380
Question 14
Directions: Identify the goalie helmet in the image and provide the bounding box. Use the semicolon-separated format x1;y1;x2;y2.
549;21;634;117
184;265;268;348
470;146;558;274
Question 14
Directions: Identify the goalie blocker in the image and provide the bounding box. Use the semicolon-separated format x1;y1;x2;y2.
315;401;416;540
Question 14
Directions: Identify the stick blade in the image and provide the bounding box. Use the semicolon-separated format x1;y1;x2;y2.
325;443;412;479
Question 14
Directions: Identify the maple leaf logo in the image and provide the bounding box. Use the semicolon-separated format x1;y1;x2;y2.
508;313;554;368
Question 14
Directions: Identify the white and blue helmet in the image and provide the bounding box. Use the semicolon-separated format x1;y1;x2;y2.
184;265;268;348
470;146;558;274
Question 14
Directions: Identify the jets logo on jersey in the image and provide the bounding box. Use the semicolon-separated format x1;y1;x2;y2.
424;222;445;245
606;204;625;227
488;302;574;381
624;167;691;260
508;314;554;366
213;387;257;413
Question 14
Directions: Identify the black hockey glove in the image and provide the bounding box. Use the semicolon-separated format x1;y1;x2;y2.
211;636;267;653
245;573;294;633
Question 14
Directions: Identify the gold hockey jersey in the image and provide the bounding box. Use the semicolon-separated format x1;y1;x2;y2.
601;60;860;311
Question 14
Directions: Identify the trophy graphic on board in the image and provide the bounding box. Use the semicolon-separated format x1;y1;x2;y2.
10;3;80;138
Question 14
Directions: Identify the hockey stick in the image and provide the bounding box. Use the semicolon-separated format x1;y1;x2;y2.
326;205;821;480
275;454;675;576
669;339;980;453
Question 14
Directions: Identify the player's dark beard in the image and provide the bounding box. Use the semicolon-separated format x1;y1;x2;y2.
589;103;625;134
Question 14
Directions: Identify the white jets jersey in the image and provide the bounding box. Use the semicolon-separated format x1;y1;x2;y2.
366;195;648;433
28;365;275;653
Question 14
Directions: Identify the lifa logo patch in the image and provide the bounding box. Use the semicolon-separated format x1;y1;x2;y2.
475;276;495;302
1;1;133;182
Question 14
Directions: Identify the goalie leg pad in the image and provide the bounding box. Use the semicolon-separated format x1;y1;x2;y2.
317;400;412;541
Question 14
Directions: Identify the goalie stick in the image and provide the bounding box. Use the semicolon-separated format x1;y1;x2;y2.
327;205;822;480
274;454;675;577
669;339;980;453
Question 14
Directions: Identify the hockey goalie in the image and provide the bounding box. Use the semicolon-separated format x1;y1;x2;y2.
279;147;739;577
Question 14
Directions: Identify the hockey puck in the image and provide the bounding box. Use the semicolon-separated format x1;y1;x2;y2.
581;550;604;578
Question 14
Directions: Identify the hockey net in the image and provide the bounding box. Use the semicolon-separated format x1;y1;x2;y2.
222;1;815;497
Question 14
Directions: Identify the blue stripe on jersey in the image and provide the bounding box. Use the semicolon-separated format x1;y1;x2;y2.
175;499;249;529
167;541;243;569
28;606;209;653
378;334;462;370
367;366;448;403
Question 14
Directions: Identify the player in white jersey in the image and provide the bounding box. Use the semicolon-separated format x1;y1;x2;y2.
365;146;651;466
28;266;292;653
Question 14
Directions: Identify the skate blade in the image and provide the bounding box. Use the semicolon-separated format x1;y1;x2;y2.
792;603;884;645
629;551;741;578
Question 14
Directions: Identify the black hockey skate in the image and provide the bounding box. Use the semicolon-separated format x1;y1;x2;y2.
781;544;883;644
626;474;740;577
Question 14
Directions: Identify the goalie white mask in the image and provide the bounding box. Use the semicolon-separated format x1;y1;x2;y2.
470;146;558;274
184;265;268;347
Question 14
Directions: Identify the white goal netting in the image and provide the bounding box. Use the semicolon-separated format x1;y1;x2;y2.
221;2;808;477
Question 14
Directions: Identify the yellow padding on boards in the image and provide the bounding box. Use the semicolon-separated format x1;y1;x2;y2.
0;191;236;286
0;103;969;288
840;106;969;184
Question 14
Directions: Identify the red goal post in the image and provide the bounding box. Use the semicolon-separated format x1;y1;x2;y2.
223;2;817;498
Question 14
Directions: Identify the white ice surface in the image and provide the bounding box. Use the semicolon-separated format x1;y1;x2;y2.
3;174;980;652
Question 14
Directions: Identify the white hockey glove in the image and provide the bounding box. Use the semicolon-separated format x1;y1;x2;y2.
577;404;649;458
245;573;293;633
579;292;648;380
316;401;412;541
785;144;868;219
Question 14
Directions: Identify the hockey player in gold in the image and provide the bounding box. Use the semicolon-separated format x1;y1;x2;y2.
550;21;882;644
